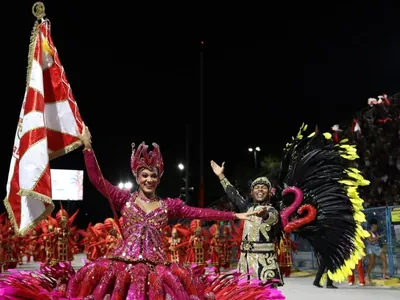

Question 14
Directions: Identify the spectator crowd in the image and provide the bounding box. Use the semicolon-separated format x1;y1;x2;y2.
333;93;400;207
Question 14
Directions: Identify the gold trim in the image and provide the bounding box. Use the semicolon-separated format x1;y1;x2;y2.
241;241;275;252
18;188;52;204
30;161;50;192
26;21;40;87
220;177;231;191
4;194;54;237
264;207;279;225
18;134;46;162
49;140;83;161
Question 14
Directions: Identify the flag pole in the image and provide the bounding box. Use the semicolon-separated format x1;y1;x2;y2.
31;2;124;239
198;41;204;208
28;2;46;86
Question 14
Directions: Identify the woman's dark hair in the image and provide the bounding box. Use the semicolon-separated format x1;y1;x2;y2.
369;218;378;225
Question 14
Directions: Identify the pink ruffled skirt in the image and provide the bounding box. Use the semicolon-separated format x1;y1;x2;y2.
0;258;285;300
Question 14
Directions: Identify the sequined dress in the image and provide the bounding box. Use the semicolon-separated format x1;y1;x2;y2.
0;150;285;300
66;150;238;299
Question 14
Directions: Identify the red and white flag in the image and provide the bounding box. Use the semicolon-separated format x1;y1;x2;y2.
4;18;84;235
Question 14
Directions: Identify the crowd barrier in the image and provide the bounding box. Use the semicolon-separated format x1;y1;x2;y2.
292;206;400;278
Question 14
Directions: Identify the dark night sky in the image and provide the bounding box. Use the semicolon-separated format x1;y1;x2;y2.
0;1;399;228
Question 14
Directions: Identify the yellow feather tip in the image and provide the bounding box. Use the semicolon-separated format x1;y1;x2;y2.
323;132;332;139
329;166;369;283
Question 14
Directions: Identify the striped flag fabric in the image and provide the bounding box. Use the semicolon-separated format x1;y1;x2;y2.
4;16;84;235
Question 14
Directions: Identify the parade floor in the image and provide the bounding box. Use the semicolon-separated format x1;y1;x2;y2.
8;253;399;300
280;277;398;300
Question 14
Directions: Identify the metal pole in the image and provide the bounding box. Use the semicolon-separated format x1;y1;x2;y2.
199;46;204;207
253;151;257;168
185;124;190;205
386;207;394;276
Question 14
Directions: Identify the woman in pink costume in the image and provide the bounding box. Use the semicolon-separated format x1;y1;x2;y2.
0;125;284;300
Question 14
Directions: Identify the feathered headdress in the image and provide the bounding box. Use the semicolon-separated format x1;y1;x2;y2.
172;223;191;238
209;224;220;236
190;219;202;233
130;142;164;178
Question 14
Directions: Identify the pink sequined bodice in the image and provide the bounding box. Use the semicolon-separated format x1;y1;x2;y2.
83;149;236;264
109;198;169;263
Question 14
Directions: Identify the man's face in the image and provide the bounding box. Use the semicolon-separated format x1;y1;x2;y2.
251;184;269;202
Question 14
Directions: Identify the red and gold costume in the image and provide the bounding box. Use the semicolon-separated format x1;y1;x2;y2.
208;223;223;272
277;233;297;277
220;224;236;269
0;214;19;271
186;219;208;266
83;223;106;261
103;218;122;256
36;219;54;264
24;227;41;263
230;220;244;261
166;224;189;264
161;225;171;255
50;208;79;264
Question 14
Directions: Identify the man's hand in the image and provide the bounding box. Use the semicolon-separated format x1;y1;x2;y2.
210;160;225;178
255;207;269;219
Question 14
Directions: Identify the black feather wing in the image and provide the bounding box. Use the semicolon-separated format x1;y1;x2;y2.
276;124;370;282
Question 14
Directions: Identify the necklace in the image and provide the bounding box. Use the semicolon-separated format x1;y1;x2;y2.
253;200;269;207
137;193;159;203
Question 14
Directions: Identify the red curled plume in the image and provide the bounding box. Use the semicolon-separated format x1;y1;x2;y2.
130;142;164;178
283;204;317;233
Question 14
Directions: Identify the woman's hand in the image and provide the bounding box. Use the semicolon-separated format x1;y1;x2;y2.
255;207;269;219
78;124;92;149
235;207;267;221
210;160;225;178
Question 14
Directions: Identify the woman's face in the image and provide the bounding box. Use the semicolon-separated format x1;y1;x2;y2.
137;168;159;194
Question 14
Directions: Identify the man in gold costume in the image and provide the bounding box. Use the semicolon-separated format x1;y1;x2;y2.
211;161;283;286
